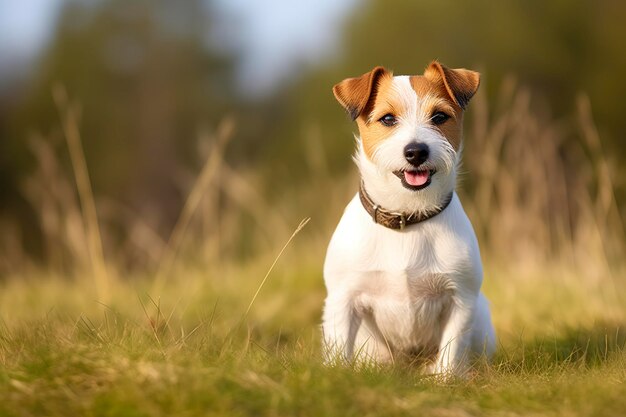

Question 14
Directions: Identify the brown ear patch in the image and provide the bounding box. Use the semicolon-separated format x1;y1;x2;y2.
333;66;391;120
424;61;480;110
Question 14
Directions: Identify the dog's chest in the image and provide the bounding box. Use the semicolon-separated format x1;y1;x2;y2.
326;196;474;274
325;196;480;351
352;224;458;350
355;267;455;352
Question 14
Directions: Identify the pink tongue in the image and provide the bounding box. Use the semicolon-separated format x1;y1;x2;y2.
404;170;429;186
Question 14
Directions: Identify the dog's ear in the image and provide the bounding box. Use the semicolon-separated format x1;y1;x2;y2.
425;61;480;110
333;66;390;120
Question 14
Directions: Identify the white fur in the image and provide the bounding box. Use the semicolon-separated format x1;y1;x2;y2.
323;76;495;376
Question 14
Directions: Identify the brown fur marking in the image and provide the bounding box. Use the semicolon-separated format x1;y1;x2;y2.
333;61;479;158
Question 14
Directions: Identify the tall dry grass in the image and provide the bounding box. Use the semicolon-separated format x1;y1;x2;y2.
0;83;624;298
465;82;624;279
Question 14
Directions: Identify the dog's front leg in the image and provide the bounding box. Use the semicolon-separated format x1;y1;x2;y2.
322;291;361;364
432;297;475;378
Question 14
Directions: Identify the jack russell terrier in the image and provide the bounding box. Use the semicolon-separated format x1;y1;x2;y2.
322;62;495;376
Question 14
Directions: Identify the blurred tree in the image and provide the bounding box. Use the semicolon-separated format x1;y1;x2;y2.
1;0;237;236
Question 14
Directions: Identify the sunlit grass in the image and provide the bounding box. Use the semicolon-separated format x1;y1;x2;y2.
1;258;625;416
1;87;626;415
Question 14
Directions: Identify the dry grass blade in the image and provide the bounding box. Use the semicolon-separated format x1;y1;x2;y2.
219;164;289;239
577;94;624;237
152;117;235;293
52;84;109;302
244;217;311;319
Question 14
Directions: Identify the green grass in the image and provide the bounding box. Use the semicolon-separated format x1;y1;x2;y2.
4;62;626;416
1;254;625;417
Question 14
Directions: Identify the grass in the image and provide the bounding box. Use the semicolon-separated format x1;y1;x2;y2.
1;259;625;417
1;87;626;415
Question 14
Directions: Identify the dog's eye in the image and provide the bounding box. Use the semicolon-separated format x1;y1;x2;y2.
379;114;397;127
431;112;450;125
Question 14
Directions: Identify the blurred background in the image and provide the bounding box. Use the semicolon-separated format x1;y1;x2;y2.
1;0;625;281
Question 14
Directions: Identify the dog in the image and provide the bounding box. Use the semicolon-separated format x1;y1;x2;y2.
322;61;495;376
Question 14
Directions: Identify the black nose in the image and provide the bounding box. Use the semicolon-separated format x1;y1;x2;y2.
404;142;429;166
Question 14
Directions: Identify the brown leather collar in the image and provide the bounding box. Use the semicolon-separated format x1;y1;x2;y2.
358;182;453;230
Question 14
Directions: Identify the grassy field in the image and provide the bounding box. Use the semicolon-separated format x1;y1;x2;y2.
1;255;626;417
1;91;626;416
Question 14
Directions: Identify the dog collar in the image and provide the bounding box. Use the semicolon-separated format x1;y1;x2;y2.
358;182;454;230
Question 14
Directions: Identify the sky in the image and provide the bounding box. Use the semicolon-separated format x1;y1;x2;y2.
0;0;61;89
0;0;59;56
0;0;357;96
210;0;357;95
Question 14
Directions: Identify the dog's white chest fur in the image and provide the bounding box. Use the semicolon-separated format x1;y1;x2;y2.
324;194;483;361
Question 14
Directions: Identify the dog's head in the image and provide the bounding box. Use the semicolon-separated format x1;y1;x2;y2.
333;62;479;214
